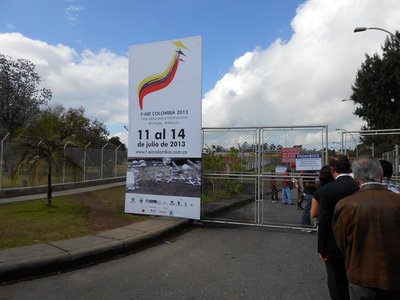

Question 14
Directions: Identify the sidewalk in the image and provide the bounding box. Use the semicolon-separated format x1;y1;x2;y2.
0;216;191;283
0;183;192;283
0;185;303;284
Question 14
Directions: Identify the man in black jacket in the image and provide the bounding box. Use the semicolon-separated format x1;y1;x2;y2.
317;154;359;300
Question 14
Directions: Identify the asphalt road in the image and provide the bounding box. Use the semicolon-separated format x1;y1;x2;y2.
0;224;329;300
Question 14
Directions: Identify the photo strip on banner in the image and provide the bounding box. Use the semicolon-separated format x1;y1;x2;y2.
125;36;202;220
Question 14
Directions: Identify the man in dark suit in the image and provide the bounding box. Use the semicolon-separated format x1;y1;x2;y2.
317;154;359;300
333;156;400;299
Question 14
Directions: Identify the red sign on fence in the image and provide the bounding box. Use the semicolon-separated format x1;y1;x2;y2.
281;147;301;163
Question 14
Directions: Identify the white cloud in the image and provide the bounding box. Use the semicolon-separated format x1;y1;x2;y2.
6;23;15;29
1;0;399;147
45;48;128;125
0;32;128;142
202;0;400;138
65;5;84;26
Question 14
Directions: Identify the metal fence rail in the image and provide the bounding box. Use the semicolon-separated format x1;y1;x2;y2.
0;134;127;189
202;126;328;228
339;129;400;178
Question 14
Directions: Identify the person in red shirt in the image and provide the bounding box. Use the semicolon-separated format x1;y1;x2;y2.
281;170;294;205
270;173;279;202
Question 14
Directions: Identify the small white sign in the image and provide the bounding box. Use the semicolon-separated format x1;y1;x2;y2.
275;165;288;173
295;154;322;171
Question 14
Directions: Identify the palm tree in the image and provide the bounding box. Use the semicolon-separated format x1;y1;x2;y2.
12;106;81;206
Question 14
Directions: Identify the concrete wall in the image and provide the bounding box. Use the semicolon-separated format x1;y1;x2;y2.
0;177;126;199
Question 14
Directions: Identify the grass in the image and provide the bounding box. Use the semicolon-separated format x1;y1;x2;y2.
0;186;144;249
0;198;90;249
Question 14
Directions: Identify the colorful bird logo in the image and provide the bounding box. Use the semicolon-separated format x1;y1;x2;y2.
137;41;189;110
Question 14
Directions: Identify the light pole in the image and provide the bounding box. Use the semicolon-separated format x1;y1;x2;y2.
336;129;358;157
336;129;346;154
354;27;400;43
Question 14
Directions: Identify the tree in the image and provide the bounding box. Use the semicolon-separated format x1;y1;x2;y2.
12;106;81;206
0;54;51;137
351;31;400;129
62;106;109;148
350;32;400;155
109;136;127;151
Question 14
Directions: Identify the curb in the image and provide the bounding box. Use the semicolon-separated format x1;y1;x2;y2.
0;217;191;283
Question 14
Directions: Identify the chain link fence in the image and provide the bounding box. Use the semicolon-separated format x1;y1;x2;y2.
202;126;328;228
382;145;399;179
202;127;259;224
4;126;399;225
0;134;127;190
339;129;400;181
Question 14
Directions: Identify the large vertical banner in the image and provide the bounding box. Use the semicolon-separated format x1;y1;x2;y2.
125;36;202;220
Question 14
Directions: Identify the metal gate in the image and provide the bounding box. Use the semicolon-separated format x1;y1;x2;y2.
201;126;328;230
338;128;400;181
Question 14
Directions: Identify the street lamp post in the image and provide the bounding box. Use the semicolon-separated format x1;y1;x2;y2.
336;129;358;157
354;27;400;43
336;129;346;154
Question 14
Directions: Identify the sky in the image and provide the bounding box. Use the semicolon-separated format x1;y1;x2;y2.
0;0;399;147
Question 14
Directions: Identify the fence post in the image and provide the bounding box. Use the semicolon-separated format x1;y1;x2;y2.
257;127;262;225
340;131;344;154
115;145;121;178
83;142;91;181
101;143;108;179
0;133;11;190
324;126;328;164
62;142;69;184
396;144;399;177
